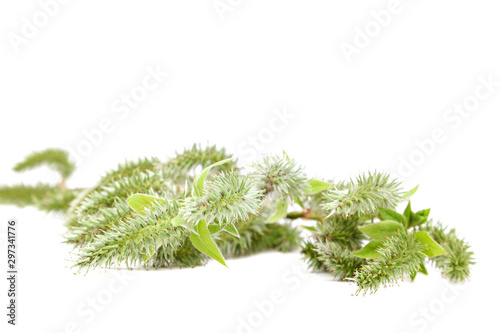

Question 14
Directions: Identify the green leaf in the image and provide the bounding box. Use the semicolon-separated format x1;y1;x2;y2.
358;221;405;241
208;224;224;234
415;208;431;220
304;179;331;195
415;231;448;257
265;199;288;223
223;224;240;238
302;225;319;233
402;185;419;200
126;194;166;214
378;208;407;227
403;201;412;226
192;158;233;197
293;196;305;209
419;262;428;275
410;208;431;227
189;220;227;267
351;240;383;259
171;214;184;227
208;223;239;237
411;262;428;282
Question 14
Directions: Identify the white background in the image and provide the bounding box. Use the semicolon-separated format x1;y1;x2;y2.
1;1;499;332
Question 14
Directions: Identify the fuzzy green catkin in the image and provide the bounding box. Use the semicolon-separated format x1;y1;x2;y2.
180;171;262;227
33;188;78;213
421;221;474;282
74;200;184;272
315;240;365;279
13;148;76;180
251;153;308;203
316;215;366;251
301;240;327;272
0;184;55;207
301;214;365;273
101;157;160;185
65;157;164;227
152;238;208;268
352;230;426;295
161;144;237;184
66;170;174;228
65;197;132;246
217;219;301;257
323;171;404;217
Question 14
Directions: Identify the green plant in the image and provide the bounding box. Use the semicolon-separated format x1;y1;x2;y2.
0;145;474;295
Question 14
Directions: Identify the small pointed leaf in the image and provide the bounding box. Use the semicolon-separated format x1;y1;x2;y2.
403;185;419;200
208;224;224;234
410;208;431;227
415;231;448;257
378;208;406;227
171;213;184;227
351;240;383;259
222;224;240;238
302;225;319;233
358;221;405;241
265;199;288;223
189;220;227;267
126;194;166;214
404;201;412;226
305;179;331;195
419;262;428;275
192;158;233;197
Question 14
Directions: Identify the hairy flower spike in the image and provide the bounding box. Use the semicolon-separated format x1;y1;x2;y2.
0;183;55;207
66;170;175;228
251;153;308;203
351;230;426;295
323;171;404;217
162;144;237;184
217;218;301;257
101;157;160;185
301;240;326;272
0;184;77;212
420;220;474;282
180;171;261;226
65;197;132;246
0;145;474;294
74;199;184;272
13;148;76;181
315;240;365;279
316;215;366;250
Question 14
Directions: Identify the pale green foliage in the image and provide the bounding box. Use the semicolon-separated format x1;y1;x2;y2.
323;171;404;217
127;193;166;214
190;220;227;267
